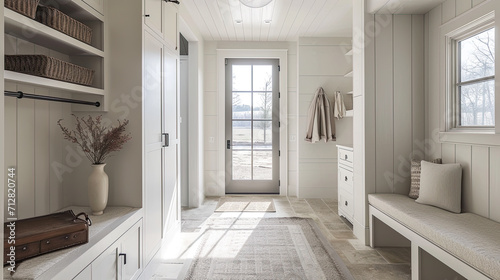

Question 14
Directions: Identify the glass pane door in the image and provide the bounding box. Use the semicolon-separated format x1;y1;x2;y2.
225;59;279;194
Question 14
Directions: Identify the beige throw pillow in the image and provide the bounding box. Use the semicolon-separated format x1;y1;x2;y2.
416;161;462;213
409;158;442;199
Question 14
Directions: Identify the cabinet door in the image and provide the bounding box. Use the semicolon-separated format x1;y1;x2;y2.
144;0;163;37
143;32;164;265
73;265;91;280
83;0;104;15
119;220;142;280
92;245;118;280
163;2;178;51
163;48;179;235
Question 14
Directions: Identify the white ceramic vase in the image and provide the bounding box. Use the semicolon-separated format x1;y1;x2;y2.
88;163;109;215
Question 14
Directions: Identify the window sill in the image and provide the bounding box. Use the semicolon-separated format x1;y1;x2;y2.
439;131;500;146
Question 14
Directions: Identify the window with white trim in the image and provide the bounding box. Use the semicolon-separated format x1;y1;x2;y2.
453;26;495;128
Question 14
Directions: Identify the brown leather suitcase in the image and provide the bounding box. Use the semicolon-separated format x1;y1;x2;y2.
4;210;92;265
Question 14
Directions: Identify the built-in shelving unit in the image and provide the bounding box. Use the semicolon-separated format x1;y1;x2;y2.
4;1;106;108
5;71;105;96
4;9;104;56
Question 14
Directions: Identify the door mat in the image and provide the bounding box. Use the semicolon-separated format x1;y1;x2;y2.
214;197;276;212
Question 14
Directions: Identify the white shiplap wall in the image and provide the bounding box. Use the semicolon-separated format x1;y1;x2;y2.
203;41;297;196
4;35;71;219
297;37;353;199
371;15;426;196
426;0;500;222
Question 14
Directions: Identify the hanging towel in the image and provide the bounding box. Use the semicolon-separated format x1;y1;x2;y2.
305;87;336;143
333;91;346;119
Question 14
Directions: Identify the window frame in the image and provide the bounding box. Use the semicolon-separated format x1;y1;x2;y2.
444;13;496;133
451;22;496;130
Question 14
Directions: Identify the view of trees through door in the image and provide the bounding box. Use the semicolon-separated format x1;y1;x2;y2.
225;59;280;194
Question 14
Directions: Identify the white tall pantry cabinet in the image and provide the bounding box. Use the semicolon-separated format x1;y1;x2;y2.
109;0;181;269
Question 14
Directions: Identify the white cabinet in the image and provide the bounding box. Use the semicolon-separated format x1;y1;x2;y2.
163;2;178;51
91;220;142;280
144;0;164;37
143;31;165;265
337;145;354;224
162;47;180;235
73;265;91;280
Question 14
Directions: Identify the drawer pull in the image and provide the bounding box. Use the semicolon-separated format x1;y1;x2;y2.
145;14;150;17
22;246;27;251
119;253;127;265
46;241;50;244
345;201;348;206
65;235;69;240
345;154;348;160
345;176;348;181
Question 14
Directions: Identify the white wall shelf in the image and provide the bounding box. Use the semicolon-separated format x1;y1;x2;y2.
345;49;353;56
5;71;105;96
345;110;354;117
4;9;104;56
344;71;353;78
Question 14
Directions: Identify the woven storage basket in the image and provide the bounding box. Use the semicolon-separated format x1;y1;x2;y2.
4;0;40;19
35;5;93;45
5;55;95;86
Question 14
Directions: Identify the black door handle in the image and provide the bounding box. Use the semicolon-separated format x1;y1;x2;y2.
227;140;231;149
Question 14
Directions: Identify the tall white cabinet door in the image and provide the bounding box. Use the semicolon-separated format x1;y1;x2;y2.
163;3;178;51
162;48;179;235
143;31;164;265
119;221;142;280
144;0;163;37
92;246;118;280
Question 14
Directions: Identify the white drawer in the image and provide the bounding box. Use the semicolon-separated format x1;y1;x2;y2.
339;189;353;217
339;149;353;166
338;167;353;188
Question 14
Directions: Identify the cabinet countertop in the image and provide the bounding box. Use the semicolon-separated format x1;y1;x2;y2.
4;206;142;280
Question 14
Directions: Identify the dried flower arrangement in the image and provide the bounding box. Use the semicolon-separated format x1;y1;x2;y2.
58;115;132;165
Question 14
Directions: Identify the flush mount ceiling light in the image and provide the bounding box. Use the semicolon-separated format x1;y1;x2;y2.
239;0;273;8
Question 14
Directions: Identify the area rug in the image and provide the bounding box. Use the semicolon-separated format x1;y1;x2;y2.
184;217;354;280
215;197;276;212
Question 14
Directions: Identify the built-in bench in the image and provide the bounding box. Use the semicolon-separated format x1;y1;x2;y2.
368;194;500;280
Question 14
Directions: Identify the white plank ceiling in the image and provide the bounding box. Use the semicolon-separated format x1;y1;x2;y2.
181;0;353;41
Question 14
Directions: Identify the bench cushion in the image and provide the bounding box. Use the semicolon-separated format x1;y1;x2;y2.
369;194;500;279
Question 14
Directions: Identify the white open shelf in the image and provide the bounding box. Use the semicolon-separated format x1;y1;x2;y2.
4;8;104;57
345;49;353;56
5;71;105;96
344;71;353;78
345;110;354;117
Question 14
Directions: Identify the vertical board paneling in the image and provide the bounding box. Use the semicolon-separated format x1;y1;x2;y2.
393;15;412;195
441;143;456;163
455;145;472;213
34;95;51;216
473;0;485;6
4;88;17;219
456;0;472;15
375;14;394;193
49;102;64;212
442;0;457;24
490;147;500;222
412;15;425;161
17;85;36;219
471;146;489;217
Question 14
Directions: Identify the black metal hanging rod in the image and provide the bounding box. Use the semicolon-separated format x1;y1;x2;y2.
4;91;100;107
